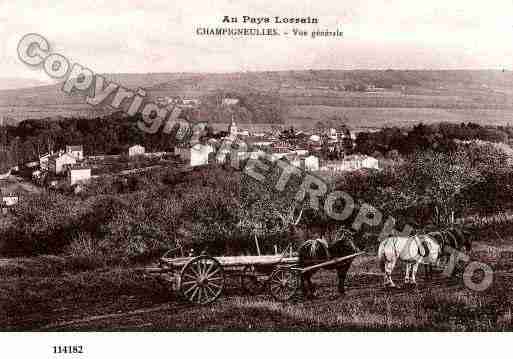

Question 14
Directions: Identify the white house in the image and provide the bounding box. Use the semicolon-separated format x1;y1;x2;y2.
39;153;52;170
31;169;42;179
252;141;273;147
1;191;18;208
176;144;215;167
285;154;319;172
309;134;321;142
48;153;77;174
320;155;379;173
128;145;145;157
181;99;201;107
66;145;84;160
68;167;91;185
25;161;39;168
215;147;231;164
327;128;338;140
191;144;215;166
304;155;319;171
0;170;10;180
222;98;239;106
236;150;266;161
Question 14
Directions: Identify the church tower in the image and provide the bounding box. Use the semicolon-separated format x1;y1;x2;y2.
228;115;237;136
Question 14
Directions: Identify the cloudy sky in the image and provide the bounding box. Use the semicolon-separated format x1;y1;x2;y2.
1;0;513;83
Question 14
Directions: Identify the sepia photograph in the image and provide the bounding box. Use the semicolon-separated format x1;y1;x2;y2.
1;0;513;354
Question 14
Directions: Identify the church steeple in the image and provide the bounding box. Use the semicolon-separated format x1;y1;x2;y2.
228;115;237;136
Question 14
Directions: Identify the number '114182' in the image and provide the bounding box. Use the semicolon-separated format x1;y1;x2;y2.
53;346;83;354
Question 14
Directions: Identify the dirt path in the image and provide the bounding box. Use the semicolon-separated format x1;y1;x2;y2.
39;304;175;330
37;271;482;331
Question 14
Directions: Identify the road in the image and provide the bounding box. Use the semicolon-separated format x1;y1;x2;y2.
37;271;480;331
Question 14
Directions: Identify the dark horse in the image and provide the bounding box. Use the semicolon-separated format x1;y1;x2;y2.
424;226;474;280
298;229;361;298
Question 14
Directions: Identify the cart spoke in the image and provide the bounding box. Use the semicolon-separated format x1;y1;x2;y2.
208;276;223;283
197;287;203;304
180;256;224;305
184;283;198;295
279;272;285;282
205;285;217;299
286;281;297;289
204;262;215;276
189;286;200;302
183;282;197;293
271;285;283;296
204;287;215;304
206;267;221;279
200;260;210;276
195;261;204;277
188;265;200;278
209;282;222;289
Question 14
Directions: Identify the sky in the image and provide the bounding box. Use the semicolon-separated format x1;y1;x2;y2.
1;0;513;83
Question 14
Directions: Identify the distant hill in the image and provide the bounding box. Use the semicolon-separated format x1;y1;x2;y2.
0;77;51;90
2;70;513;128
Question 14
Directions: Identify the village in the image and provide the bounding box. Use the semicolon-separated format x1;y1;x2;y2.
0;114;380;214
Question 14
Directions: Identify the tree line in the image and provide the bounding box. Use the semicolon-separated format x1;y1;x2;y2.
355;122;513;157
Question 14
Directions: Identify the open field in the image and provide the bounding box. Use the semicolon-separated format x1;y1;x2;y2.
3;70;513;129
209;103;513;133
1;240;511;331
0;104;112;121
283;106;513;129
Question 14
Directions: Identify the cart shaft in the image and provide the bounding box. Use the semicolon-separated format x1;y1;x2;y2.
300;251;364;273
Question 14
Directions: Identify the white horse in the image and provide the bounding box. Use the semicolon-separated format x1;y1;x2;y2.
378;234;441;287
378;229;472;287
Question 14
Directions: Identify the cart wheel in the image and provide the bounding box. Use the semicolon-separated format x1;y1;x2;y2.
268;267;300;302
241;265;265;295
179;256;224;305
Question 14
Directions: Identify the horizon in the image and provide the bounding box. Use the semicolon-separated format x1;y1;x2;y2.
2;68;512;91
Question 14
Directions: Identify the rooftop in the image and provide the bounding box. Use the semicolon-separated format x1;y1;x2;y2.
68;164;91;170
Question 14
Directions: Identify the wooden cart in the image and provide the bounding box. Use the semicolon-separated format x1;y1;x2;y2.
146;252;298;305
146;249;364;305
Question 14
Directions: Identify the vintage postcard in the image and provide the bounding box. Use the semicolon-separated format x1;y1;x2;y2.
1;0;513;356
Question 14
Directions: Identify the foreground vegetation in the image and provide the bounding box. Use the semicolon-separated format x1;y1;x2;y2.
2;124;512;261
1;239;511;331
